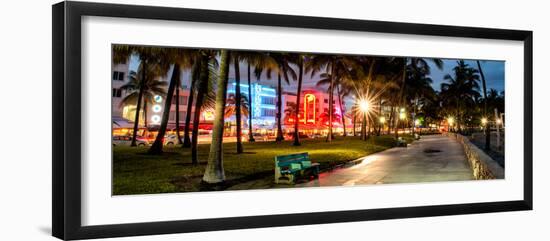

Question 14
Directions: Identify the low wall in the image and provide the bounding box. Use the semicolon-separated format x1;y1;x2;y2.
447;133;504;180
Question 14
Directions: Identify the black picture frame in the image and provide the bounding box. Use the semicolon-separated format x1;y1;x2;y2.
52;1;533;240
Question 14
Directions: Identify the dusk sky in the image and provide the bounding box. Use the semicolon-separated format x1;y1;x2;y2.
428;59;505;93
128;54;505;94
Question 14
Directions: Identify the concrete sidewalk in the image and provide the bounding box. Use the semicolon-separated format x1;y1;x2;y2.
296;134;474;187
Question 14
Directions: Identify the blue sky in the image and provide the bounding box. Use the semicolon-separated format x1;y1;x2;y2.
428;59;505;93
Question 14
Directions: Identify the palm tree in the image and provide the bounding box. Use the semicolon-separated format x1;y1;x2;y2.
292;54;306;145
403;64;437;135
148;63;181;154
247;63;255;142
191;50;218;164
113;45;167;146
119;63;167;129
284;102;298;122
174;71;183;145
485;88;504;113
253;53;297;142
440;60;480;132
476;60;491;150
307;55;361;142
235;51;273;143
336;80;355;137
149;48;195;154
225;94;249;119
203;50;230;184
232;54;244;153
395;57;443;138
182;61;200;148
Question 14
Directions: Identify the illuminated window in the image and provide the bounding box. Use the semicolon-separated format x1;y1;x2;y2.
262;109;276;117
261;97;275;105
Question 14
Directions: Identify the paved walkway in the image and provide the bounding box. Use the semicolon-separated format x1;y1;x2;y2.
296;135;474;187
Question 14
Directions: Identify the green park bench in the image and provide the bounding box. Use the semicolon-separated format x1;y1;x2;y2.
275;152;320;184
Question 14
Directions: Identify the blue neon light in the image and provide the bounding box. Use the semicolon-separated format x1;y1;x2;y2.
259;93;276;98
260;105;276;110
231;82;250;88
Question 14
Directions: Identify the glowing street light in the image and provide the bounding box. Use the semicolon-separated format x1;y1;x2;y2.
414;119;421;126
447;117;455;126
496;118;502;125
359;99;371;113
379;116;386;124
481;117;488;126
399;112;406;120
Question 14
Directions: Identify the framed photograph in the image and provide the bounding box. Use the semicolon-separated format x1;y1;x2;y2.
52;1;532;240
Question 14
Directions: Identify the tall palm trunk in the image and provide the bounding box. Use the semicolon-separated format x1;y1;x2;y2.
337;85;346;137
377;98;382;136
275;73;284;142
395;61;407;139
131;60;147;147
247;63;255;142
182;74;197;147
477;60;491;150
326;61;335;142
191;56;209;164
455;97;460;132
148;63;180;154
411;99;416;136
367;116;371;140
293;57;304;146
388;106;394;135
175;79;182;144
143;100;148;128
361;112;367;141
203;50;230;184
352;114;357;136
233;57;243;153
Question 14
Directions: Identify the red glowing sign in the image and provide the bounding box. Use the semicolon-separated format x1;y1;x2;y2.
301;93;316;124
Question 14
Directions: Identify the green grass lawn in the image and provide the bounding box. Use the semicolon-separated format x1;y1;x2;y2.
113;135;412;195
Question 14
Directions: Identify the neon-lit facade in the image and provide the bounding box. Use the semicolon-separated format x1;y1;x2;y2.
282;89;346;134
227;81;277;127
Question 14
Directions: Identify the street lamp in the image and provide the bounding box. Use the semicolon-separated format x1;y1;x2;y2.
357;98;372;141
447;117;454;125
481;117;488;126
447;116;455;132
399;112;406;120
359;99;371;113
379;116;386;124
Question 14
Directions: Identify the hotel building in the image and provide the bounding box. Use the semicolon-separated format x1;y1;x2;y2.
112;61;350;136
